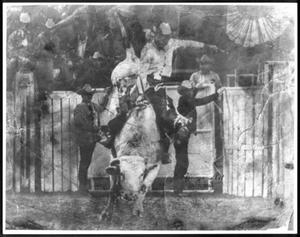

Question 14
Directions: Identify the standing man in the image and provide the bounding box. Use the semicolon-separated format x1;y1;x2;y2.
173;78;224;195
74;84;110;193
189;54;222;89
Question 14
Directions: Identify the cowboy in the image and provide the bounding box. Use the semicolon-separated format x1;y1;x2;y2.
74;84;110;193
173;80;225;195
139;22;221;82
139;22;222;164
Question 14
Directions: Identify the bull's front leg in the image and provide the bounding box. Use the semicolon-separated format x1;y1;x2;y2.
99;176;119;221
98;191;115;221
132;163;161;216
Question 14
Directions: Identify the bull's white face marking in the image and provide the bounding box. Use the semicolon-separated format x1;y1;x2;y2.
119;156;146;193
115;156;161;203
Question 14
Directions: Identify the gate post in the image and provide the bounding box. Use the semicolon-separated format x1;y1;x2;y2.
34;83;42;192
265;63;274;198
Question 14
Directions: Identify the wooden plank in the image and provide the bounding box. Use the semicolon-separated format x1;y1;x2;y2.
20;102;26;191
12;93;21;192
253;149;263;196
75;98;79;188
41;109;45;192
251;91;255;197
244;92;254;197
51;98;55;192
25;95;31;192
266;63;274;198
60;98;64;192
237;93;245;196
222;150;228;194
232;93;240;196
261;85;269;198
68;97;72;191
222;90;230;194
253;91;263;197
232;149;238;196
227;94;235;195
254;90;264;197
226;150;233;194
42;99;53;192
271;87;277;196
53;98;62;192
70;96;79;191
244;149;254;197
34;104;42;193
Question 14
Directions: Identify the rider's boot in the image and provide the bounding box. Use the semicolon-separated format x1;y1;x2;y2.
162;154;172;164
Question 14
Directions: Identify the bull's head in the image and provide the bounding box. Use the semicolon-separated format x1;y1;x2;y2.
105;155;160;202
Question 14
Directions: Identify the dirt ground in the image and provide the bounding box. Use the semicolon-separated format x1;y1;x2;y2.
5;192;293;231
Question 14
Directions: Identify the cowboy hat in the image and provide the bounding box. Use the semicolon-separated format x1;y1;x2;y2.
19;12;31;23
177;80;194;95
45;18;55;29
76;84;96;95
159;22;172;35
196;54;214;65
92;51;105;59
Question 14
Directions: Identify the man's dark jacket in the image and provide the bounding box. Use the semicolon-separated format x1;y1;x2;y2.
74;102;104;146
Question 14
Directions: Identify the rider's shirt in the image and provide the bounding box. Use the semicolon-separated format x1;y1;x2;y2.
140;38;205;80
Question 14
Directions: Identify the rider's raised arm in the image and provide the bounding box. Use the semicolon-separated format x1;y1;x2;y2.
171;38;204;50
50;6;89;34
170;38;222;53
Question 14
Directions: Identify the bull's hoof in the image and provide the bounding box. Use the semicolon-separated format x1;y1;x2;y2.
98;208;112;222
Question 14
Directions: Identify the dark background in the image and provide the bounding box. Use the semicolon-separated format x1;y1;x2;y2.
6;5;295;91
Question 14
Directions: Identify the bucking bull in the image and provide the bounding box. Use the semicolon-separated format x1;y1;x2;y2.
99;47;187;220
99;90;163;219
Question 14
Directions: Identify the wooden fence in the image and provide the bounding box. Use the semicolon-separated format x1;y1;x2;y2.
222;61;295;198
6;61;294;196
6;83;218;193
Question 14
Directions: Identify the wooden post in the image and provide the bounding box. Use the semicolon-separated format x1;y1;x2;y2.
34;98;42;192
68;98;72;191
60;98;64;192
234;69;238;87
51;99;55;192
20;103;25;191
213;84;223;194
25;95;31;192
266;63;274;198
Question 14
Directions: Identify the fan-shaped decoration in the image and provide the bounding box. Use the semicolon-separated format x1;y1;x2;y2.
226;6;292;47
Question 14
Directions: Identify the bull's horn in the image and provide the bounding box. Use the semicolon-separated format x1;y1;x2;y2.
105;166;120;175
110;159;120;166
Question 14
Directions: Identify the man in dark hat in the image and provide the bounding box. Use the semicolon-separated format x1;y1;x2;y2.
74;84;111;193
173;80;224;195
